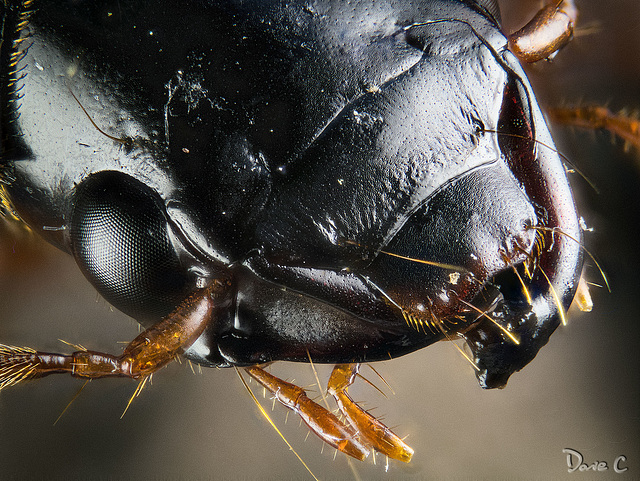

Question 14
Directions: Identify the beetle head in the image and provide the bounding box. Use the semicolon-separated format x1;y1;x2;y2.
1;0;583;390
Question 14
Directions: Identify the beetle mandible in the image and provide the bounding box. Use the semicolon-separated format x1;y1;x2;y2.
1;0;587;466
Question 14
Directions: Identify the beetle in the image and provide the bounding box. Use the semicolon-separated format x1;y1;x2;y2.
1;0;635;477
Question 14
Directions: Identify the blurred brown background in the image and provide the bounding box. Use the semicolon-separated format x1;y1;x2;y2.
1;1;638;479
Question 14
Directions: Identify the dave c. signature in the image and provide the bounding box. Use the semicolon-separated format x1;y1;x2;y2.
563;448;628;474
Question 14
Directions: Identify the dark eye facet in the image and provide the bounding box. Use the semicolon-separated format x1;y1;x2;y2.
70;171;190;322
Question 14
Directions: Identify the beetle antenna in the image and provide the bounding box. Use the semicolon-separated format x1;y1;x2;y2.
235;368;320;481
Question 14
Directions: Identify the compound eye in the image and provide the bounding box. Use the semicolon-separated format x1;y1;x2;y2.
70;171;190;322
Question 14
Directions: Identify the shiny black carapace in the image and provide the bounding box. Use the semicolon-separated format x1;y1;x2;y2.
0;0;584;461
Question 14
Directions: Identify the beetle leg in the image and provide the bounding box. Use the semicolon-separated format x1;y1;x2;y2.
328;363;414;463
244;365;370;461
0;281;223;388
547;106;640;152
508;0;578;63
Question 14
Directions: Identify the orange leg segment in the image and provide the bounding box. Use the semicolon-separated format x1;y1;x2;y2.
508;0;578;63
0;281;224;388
245;363;414;463
547;106;640;152
328;363;414;463
245;365;370;461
